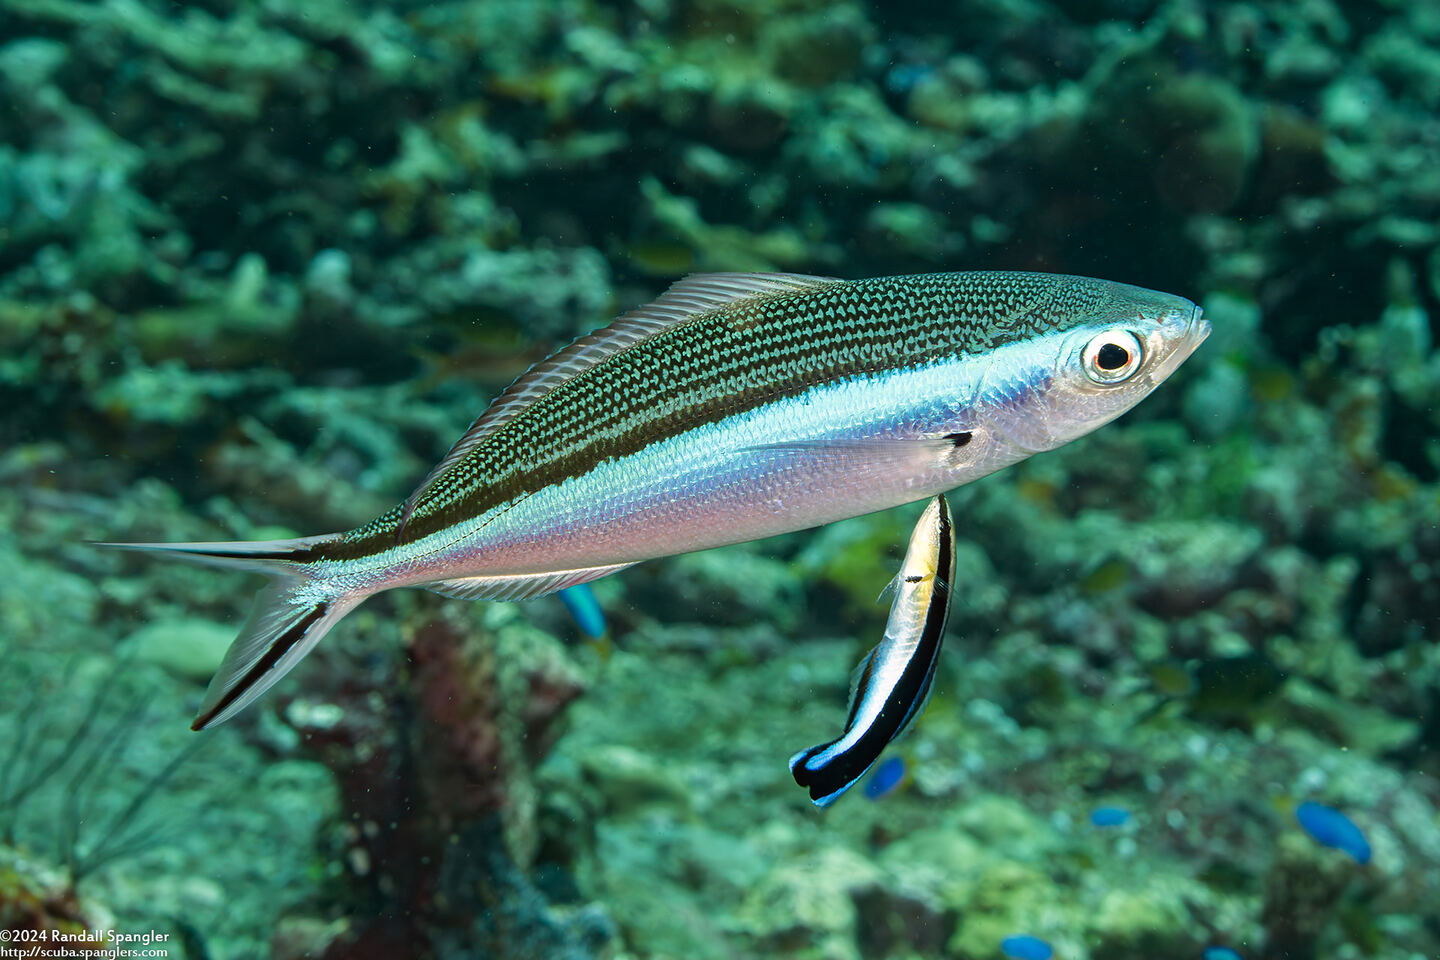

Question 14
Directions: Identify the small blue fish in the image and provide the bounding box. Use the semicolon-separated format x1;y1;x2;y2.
1000;934;1054;960
863;755;906;800
790;496;954;807
1294;801;1371;864
1089;806;1131;828
557;583;606;639
1202;947;1243;960
885;63;934;95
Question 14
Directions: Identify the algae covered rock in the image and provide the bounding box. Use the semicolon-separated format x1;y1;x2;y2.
120;618;233;683
0;848;105;948
946;860;1065;959
737;847;884;959
576;744;693;817
1086;881;1195;957
1261;830;1366;959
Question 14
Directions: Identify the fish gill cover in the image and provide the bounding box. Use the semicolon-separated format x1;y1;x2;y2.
0;0;1438;959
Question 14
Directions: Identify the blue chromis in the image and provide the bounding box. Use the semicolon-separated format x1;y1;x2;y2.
1202;947;1244;960
1000;934;1054;960
1089;806;1131;828
791;495;954;807
103;271;1207;730
1294;801;1371;864
862;755;907;800
557;583;606;639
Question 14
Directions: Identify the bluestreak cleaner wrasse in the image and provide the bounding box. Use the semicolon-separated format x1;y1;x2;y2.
790;495;954;807
104;270;1209;730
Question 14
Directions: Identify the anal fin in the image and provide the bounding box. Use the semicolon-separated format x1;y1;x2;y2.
426;562;637;602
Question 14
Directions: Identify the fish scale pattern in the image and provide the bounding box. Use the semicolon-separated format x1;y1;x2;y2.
331;271;1114;557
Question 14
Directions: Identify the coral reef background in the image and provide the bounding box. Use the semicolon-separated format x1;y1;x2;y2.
1;0;1437;957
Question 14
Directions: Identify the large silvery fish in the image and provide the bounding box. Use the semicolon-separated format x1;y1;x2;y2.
107;271;1210;730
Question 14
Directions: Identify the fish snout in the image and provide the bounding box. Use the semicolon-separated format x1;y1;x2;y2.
1189;302;1211;345
1154;298;1209;365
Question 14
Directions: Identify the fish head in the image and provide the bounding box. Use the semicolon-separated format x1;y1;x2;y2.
902;495;950;575
984;282;1209;452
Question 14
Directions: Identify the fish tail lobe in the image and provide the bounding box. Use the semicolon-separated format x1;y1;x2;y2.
192;579;364;730
95;534;365;730
789;740;864;808
95;533;337;573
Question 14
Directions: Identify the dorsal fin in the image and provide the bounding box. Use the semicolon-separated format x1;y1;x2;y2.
396;272;843;536
845;646;878;729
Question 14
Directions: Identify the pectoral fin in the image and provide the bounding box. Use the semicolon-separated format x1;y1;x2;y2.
742;433;980;487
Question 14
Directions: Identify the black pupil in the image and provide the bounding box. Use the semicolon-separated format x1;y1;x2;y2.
1096;342;1130;371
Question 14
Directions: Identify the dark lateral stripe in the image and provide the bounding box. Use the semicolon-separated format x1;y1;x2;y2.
191;602;329;731
897;500;953;733
923;501;954;656
402;344;904;543
195;547;311;562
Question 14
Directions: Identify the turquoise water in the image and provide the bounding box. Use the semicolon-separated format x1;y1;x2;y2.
2;0;1438;957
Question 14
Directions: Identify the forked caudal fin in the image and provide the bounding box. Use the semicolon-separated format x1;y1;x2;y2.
98;535;362;730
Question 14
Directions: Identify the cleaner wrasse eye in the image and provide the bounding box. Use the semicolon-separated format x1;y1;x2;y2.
790;495;955;808
100;270;1210;730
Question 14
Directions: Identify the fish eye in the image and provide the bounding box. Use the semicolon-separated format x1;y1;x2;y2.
1081;330;1143;384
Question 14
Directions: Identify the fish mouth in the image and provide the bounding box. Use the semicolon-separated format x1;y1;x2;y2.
1145;300;1210;387
1189;303;1211;345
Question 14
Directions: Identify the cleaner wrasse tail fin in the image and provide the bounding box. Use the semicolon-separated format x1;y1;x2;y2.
95;535;363;730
